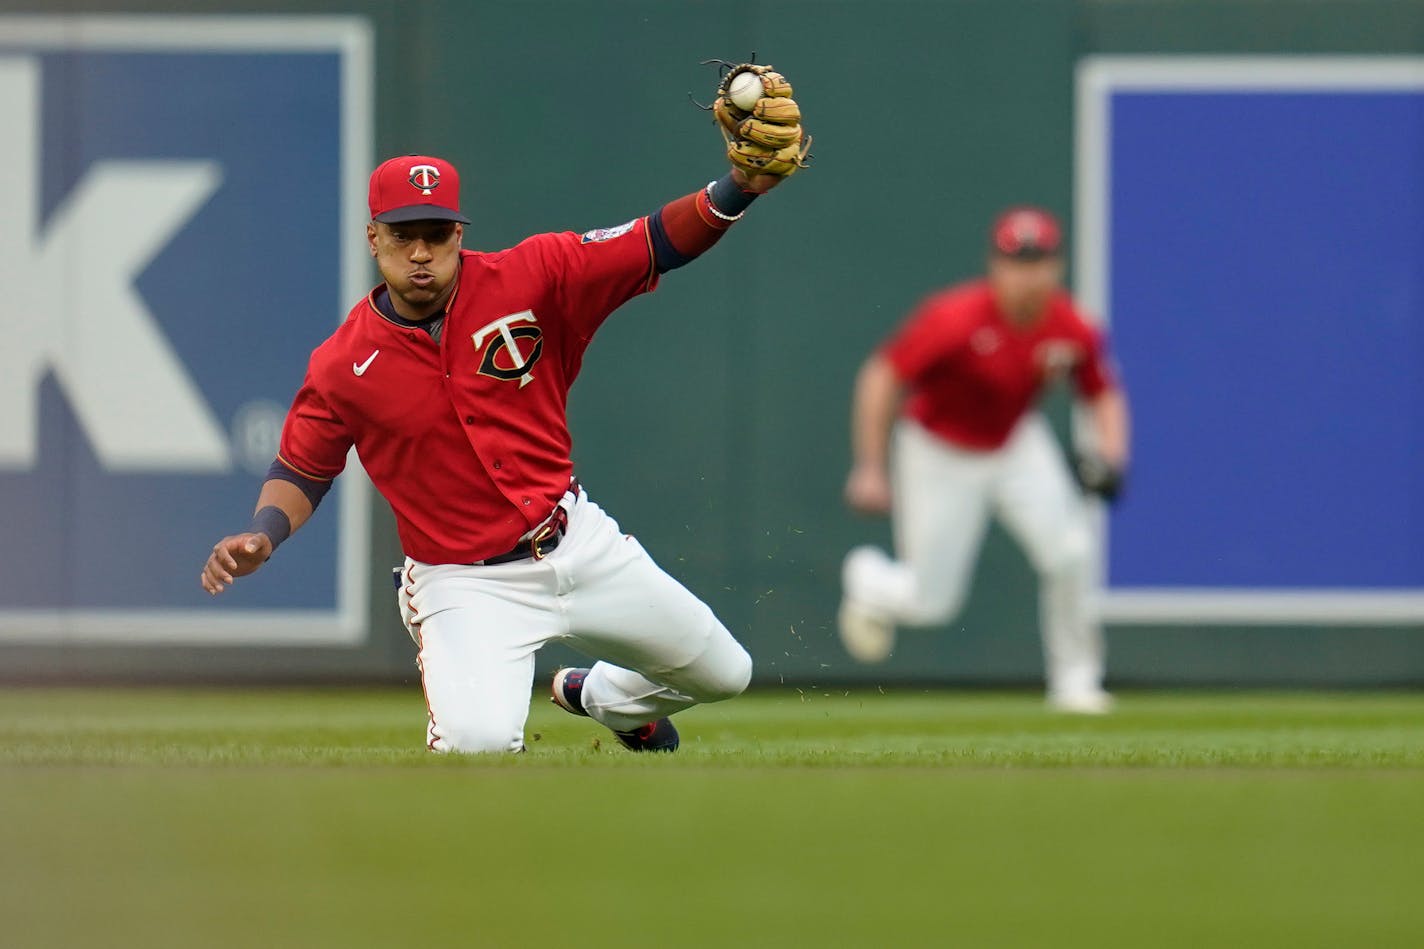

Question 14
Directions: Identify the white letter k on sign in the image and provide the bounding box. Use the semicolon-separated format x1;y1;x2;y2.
0;56;233;472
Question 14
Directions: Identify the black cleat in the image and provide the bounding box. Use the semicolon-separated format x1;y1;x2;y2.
613;718;680;753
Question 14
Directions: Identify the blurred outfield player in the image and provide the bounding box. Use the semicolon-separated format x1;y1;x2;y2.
839;208;1129;713
200;64;810;753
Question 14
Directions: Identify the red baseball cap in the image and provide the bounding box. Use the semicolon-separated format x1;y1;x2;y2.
990;206;1062;259
368;154;470;224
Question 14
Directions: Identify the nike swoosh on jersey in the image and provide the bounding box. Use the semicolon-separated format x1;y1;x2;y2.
353;350;380;376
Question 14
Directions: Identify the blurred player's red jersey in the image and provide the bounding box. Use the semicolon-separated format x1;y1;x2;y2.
882;280;1114;450
279;225;656;563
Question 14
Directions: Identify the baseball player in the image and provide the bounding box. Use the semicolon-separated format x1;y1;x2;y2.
200;65;810;752
839;207;1129;713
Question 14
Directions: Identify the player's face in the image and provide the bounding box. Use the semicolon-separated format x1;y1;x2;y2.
368;220;463;319
988;254;1064;323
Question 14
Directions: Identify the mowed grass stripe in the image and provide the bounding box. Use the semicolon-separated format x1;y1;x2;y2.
1;687;1423;768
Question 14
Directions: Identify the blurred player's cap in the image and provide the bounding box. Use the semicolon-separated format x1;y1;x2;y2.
368;155;471;224
989;207;1062;260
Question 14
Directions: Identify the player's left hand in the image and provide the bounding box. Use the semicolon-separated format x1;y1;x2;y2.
710;62;810;191
1073;454;1125;502
200;532;274;595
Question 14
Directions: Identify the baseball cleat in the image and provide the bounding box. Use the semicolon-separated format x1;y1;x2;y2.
1046;689;1116;715
551;667;590;716
613;718;680;753
837;598;896;663
551;667;679;752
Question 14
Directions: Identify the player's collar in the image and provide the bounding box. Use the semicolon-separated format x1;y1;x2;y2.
368;272;459;330
987;290;1052;334
370;286;420;327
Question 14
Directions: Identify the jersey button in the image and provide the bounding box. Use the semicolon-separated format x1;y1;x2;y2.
493;461;502;470
522;497;531;505
464;415;474;424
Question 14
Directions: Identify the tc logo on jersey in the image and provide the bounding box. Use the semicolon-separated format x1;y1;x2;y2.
408;163;440;195
1035;340;1083;379
970;327;1002;355
473;310;543;388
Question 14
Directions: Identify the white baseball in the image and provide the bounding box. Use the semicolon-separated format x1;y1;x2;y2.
728;72;763;111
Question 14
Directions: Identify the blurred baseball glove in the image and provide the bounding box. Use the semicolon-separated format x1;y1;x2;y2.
709;62;811;179
1073;453;1125;503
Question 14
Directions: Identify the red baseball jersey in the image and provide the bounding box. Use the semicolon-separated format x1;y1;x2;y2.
882;280;1115;451
278;221;656;563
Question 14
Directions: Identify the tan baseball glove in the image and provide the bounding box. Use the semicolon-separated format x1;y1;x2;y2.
710;62;811;179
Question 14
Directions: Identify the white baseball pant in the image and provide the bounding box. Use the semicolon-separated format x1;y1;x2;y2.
844;414;1104;697
396;487;753;753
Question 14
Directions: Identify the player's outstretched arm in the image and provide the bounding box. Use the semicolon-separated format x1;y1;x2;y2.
647;175;755;273
845;353;906;515
200;478;316;595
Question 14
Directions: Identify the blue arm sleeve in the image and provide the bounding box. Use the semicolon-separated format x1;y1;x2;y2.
265;458;334;510
647;174;760;274
647;209;691;273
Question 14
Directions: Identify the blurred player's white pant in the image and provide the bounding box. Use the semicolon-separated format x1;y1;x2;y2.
843;415;1104;698
397;488;752;753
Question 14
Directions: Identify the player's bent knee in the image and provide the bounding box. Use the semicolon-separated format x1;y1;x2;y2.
683;643;753;704
1039;528;1092;578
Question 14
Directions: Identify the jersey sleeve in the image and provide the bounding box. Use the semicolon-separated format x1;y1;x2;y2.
881;295;965;384
276;369;354;483
533;221;659;340
1072;320;1117;399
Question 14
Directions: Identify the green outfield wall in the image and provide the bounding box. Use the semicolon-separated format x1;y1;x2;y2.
4;0;1424;686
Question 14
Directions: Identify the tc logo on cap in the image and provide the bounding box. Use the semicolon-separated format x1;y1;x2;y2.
369;154;470;224
1005;212;1044;246
408;164;440;195
990;206;1063;259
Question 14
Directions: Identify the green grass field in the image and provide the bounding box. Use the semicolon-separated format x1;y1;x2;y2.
3;687;1422;948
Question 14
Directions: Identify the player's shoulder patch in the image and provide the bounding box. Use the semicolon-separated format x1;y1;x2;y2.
580;220;637;244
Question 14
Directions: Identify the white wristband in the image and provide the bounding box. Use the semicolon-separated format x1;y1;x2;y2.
704;181;746;222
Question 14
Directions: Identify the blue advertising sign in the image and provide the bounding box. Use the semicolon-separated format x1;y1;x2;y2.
0;17;372;644
1076;58;1424;624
